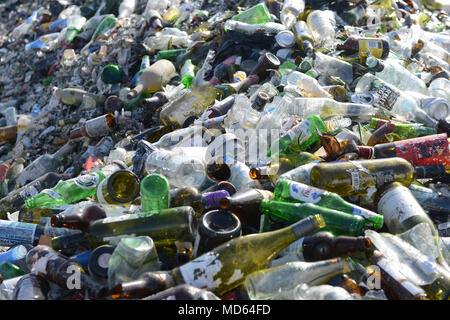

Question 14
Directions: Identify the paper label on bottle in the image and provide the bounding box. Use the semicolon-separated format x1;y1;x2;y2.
178;251;223;290
0;220;35;246
348;169;362;191
377;185;424;232
370;80;400;111
289;182;324;203
359;40;383;59
73;172;101;190
42;189;62;199
19;185;39;200
287;120;311;142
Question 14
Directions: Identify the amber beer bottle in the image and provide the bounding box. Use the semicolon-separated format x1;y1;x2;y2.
219;188;274;234
336;37;390;59
51;205;107;232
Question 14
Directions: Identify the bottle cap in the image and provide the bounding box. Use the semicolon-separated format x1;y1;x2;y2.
88;245;115;280
101;65;121;84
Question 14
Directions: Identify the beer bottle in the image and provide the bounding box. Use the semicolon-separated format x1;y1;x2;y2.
140;174;170;213
0;172;62;219
15;142;77;187
260;200;368;236
336;37;390;59
51;205;107;232
96;169;140;205
109;215;325;298
0;219;82;247
273;179;383;229
266;114;328;158
219;188;273;234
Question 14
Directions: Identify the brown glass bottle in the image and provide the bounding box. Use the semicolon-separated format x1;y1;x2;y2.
51;204;107;232
336;37;390;59
219;188;273;234
326;274;367;296
69;113;116;139
300;231;372;262
0;125;18;143
141;91;168;110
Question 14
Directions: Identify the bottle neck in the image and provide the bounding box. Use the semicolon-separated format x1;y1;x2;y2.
110;271;174;299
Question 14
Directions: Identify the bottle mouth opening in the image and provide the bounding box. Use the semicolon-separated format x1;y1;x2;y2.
108;170;141;203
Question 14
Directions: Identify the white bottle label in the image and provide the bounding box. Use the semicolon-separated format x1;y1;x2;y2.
377;185;425;232
42;189;62;199
371;80;400;111
179;251;224;290
348;169;362;191
289;182;324;203
73;172;101;190
287;120;311;142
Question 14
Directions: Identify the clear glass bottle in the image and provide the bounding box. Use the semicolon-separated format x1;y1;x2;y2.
145;147;207;188
354;73;438;127
244;257;356;300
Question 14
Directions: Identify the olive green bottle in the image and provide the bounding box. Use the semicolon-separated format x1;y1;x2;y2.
109;215;325;299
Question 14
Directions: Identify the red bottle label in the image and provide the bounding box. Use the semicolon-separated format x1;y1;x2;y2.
394;133;450;166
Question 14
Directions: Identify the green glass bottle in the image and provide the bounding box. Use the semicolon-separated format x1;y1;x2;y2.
180;59;196;88
157;49;186;62
260;200;368;236
267;114;327;158
24;160;127;209
87;206;198;248
24;171;107;209
140;174;170;213
368;118;437;139
109;215;325;299
273;179;384;229
0;262;25;280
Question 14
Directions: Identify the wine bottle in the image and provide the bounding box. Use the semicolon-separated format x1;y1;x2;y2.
260;200;368;236
109;215;325;298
